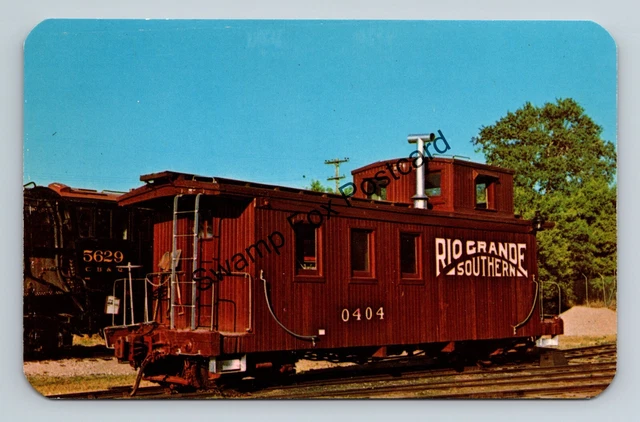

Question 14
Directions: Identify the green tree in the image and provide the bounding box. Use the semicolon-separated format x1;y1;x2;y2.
472;98;616;311
307;179;334;193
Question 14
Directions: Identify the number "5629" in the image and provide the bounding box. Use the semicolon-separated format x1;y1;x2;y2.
83;249;124;263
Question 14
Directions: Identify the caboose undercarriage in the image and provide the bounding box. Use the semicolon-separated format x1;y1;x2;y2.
105;316;563;391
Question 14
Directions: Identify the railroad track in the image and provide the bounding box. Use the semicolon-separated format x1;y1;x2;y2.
246;343;617;399
561;344;617;359
253;361;616;399
48;343;616;399
247;357;615;395
49;386;166;400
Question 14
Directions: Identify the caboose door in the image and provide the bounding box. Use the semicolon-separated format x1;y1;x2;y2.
197;207;252;334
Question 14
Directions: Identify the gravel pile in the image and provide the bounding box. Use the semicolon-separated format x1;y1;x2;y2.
23;357;138;378
559;306;617;336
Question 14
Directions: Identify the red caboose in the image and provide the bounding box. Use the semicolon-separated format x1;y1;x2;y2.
104;145;562;389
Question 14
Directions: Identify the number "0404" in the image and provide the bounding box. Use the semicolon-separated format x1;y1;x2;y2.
341;307;384;322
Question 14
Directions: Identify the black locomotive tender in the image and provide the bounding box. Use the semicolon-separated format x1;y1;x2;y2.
23;182;152;355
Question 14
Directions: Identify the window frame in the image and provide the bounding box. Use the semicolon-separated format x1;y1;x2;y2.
369;186;387;201
292;220;324;283
198;211;215;239
349;227;376;283
424;171;442;198
474;173;498;211
399;231;423;284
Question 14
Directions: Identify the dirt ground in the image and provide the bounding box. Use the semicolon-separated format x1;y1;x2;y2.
24;357;138;378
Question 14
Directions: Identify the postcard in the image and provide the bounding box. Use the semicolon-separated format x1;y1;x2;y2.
23;19;617;399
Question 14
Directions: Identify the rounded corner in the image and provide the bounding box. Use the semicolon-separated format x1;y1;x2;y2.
22;367;51;400
583;20;617;52
24;19;56;51
589;365;618;399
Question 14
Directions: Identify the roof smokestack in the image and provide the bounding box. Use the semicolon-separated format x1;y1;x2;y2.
407;133;435;209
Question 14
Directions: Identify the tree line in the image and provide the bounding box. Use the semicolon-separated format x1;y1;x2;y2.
473;98;617;313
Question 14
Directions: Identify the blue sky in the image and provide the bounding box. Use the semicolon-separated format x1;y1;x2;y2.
23;19;617;192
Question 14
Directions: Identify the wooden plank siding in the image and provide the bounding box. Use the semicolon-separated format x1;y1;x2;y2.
119;161;553;359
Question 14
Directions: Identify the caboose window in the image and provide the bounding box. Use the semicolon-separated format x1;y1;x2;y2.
367;182;387;201
351;229;374;278
475;175;497;210
198;209;214;239
400;233;419;276
425;172;441;197
476;182;487;208
295;223;318;271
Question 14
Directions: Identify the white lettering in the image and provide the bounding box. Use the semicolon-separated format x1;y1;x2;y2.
464;260;472;276
435;238;447;277
466;240;476;255
509;244;517;264
518;243;528;277
452;239;463;260
489;242;497;255
498;243;508;260
434;237;528;278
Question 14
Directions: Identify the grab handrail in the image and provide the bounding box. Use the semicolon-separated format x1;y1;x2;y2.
260;270;319;346
511;275;539;334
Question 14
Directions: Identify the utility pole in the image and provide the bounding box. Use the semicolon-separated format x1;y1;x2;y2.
324;157;349;192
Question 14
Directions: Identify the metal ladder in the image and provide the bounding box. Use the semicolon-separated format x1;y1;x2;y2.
170;193;202;330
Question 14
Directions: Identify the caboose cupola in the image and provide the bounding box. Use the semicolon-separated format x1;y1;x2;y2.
351;156;516;218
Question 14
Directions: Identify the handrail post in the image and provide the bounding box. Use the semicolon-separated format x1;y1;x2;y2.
123;274;127;326
144;275;149;323
191;193;202;330
540;278;544;321
171;194;182;330
128;263;135;324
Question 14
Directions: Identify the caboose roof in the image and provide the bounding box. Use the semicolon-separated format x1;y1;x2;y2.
119;170;412;208
351;157;515;175
116;167;533;232
26;182;122;202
